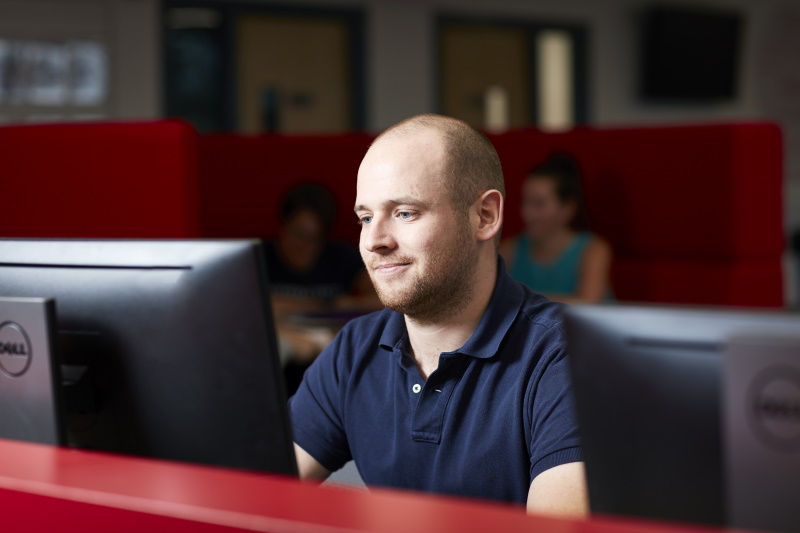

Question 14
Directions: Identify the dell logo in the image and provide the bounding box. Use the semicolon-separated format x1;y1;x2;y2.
0;342;28;356
748;365;800;453
0;322;33;378
755;395;800;422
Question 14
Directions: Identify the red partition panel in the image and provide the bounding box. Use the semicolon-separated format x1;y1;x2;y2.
611;258;784;307
0;120;200;238
198;133;373;245
586;124;784;261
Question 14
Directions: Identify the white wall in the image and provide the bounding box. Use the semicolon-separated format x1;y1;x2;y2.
111;0;161;119
367;1;434;131
0;0;160;121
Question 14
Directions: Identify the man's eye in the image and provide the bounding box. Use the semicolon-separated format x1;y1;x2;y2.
398;212;414;220
359;216;372;225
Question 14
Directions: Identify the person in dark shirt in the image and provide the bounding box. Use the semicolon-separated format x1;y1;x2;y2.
264;183;378;392
290;115;588;516
265;183;372;308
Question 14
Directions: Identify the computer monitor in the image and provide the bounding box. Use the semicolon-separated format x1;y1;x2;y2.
0;239;297;476
564;304;800;526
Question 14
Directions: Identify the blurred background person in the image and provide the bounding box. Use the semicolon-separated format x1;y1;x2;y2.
500;154;612;304
264;182;379;393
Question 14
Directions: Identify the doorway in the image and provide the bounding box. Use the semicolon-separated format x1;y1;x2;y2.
163;2;365;133
438;16;588;131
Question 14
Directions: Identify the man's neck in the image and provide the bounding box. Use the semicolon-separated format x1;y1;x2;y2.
404;254;498;379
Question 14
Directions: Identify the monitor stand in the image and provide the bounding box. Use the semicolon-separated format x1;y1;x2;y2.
0;297;65;445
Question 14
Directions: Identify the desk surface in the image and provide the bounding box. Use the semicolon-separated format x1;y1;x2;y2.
0;438;754;533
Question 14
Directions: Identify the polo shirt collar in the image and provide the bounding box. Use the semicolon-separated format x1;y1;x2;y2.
378;309;407;353
456;256;522;359
378;255;523;360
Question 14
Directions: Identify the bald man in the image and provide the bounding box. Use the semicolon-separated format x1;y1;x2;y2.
289;114;588;516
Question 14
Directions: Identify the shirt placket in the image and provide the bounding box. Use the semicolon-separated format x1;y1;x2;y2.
409;355;469;444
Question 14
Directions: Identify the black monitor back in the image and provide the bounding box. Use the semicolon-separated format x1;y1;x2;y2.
564;304;800;526
0;239;296;476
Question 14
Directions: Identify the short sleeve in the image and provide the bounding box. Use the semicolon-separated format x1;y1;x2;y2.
526;341;583;481
289;331;353;472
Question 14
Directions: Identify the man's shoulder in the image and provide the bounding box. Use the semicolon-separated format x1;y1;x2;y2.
500;284;568;361
309;308;397;383
516;284;566;333
492;258;564;337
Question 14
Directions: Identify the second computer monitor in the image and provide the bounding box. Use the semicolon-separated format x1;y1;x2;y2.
564;304;800;527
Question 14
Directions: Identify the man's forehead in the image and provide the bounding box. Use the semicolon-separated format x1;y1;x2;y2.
355;127;450;204
372;128;446;159
362;130;445;177
356;162;447;208
355;176;438;207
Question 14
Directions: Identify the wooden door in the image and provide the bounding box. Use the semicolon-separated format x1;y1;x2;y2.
440;25;530;131
237;15;351;133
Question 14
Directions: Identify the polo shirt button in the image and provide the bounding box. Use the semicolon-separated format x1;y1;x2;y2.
412;384;422;394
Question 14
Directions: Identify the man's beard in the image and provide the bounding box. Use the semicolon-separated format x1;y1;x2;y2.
366;221;478;324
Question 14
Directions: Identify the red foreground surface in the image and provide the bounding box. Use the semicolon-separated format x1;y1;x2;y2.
0;438;760;533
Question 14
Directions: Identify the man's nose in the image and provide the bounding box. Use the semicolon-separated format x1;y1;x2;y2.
362;216;396;253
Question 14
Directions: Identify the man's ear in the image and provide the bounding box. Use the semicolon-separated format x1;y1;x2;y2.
473;189;504;243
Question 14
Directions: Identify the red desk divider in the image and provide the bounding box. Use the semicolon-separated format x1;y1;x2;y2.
0;120;200;239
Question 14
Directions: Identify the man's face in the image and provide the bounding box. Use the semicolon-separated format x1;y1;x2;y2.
355;131;478;322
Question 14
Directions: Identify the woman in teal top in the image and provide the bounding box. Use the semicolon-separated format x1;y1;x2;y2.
500;154;612;304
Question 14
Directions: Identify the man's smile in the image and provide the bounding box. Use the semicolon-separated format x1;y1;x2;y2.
372;261;411;274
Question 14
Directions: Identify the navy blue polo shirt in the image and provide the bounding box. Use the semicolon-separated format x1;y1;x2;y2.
289;257;582;505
